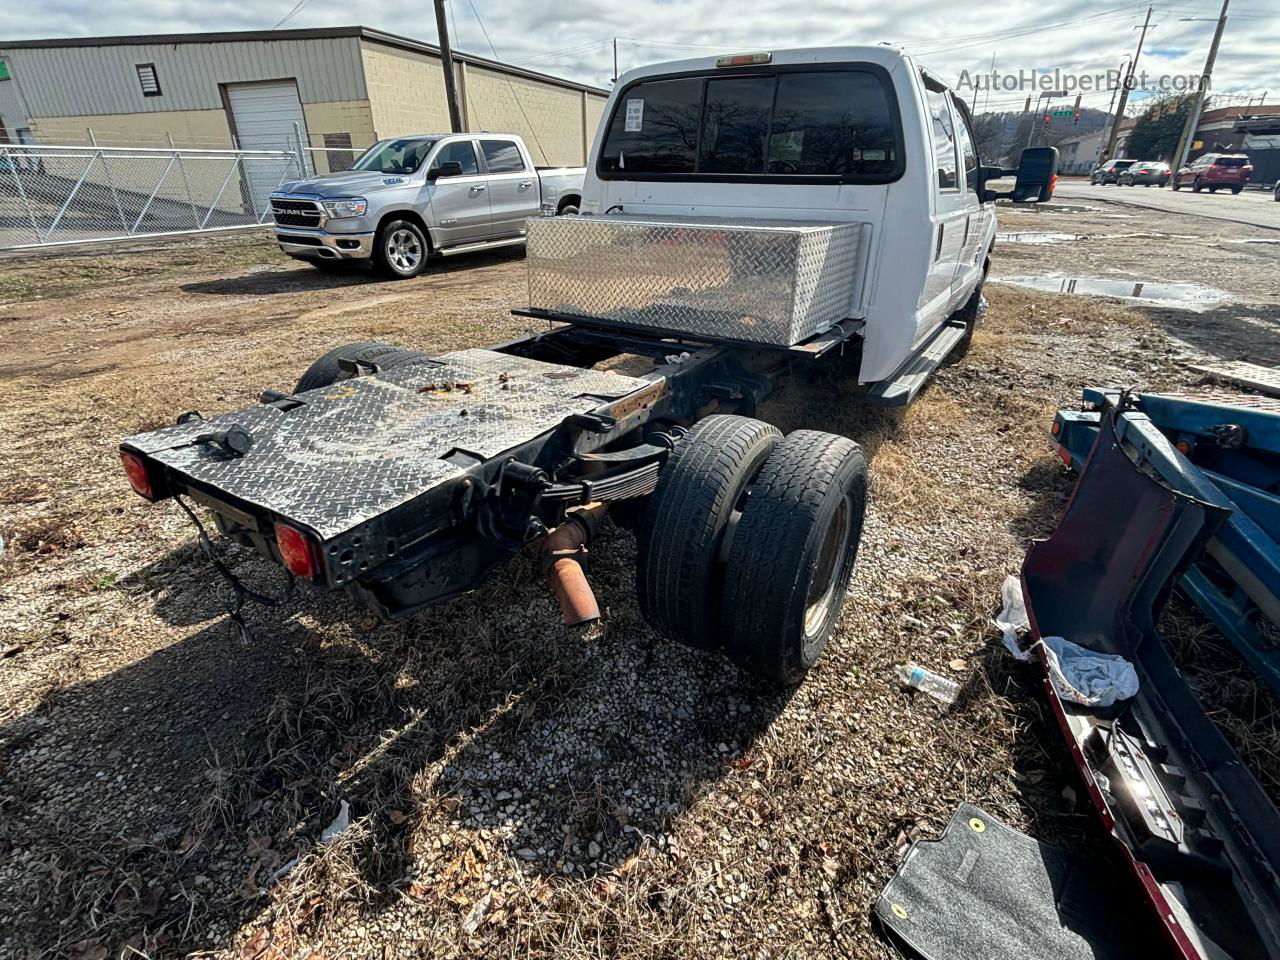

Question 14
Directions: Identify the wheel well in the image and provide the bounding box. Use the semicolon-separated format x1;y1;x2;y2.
557;194;581;212
375;209;432;249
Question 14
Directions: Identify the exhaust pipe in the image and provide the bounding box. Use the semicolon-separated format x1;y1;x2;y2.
542;501;608;626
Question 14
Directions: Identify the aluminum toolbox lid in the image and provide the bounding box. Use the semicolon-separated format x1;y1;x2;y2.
547;213;858;232
121;349;650;541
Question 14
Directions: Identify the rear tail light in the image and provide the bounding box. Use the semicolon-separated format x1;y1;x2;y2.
275;521;322;580
121;449;162;500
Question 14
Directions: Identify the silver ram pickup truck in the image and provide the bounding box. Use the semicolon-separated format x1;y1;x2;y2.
269;133;585;278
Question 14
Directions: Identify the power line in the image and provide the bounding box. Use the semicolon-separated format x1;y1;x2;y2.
463;0;549;164
271;0;315;30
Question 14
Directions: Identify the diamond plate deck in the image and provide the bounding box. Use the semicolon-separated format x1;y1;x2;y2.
123;349;650;540
526;215;863;346
1190;361;1280;400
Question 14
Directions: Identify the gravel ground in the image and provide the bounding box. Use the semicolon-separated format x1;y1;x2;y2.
1;198;1277;960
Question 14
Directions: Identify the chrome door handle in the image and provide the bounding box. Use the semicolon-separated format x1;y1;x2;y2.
470;185;486;192
518;181;533;188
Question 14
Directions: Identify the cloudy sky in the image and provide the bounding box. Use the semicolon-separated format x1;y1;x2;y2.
3;0;1276;115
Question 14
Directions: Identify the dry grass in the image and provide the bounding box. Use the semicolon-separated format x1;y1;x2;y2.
0;208;1275;959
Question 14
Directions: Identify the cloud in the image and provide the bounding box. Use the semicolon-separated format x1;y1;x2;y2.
2;0;1275;112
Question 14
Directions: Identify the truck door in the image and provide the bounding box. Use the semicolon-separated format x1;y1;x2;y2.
950;93;988;306
424;139;492;247
918;79;966;342
479;139;540;238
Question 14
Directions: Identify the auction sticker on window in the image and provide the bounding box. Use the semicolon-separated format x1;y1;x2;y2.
625;99;645;132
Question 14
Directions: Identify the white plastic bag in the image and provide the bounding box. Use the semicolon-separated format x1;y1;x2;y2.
993;575;1138;707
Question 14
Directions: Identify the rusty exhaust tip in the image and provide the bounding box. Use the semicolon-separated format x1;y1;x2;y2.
542;502;608;626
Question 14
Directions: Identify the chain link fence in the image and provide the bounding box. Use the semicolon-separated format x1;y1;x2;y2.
0;144;306;251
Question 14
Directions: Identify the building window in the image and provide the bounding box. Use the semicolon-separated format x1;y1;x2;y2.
0;58;10;81
136;63;162;97
323;132;355;171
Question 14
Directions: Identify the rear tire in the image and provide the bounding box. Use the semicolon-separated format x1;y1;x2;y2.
722;432;868;685
636;415;780;650
294;341;422;393
374;219;429;279
557;199;580;216
1230;185;1242;195
1172;180;1181;191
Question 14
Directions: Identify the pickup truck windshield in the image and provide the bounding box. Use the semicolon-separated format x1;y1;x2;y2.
354;138;437;175
598;67;901;182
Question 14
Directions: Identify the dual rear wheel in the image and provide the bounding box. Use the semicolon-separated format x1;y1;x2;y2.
636;415;868;685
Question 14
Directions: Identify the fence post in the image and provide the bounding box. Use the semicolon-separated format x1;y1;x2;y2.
89;128;130;234
292;121;311;177
168;132;201;229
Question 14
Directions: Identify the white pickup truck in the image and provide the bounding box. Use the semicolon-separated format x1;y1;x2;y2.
123;46;1055;684
269;133;585;278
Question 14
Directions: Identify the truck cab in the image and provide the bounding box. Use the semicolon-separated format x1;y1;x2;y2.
577;46;1001;384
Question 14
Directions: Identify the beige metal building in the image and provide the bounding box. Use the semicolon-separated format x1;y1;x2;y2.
0;26;609;166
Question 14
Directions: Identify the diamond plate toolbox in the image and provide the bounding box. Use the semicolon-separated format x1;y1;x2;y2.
526;215;864;346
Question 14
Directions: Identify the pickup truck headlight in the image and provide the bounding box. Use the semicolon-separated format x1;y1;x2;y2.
322;198;367;218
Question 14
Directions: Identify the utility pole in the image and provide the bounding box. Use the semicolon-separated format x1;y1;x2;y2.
1171;0;1229;172
434;0;464;133
1102;5;1154;161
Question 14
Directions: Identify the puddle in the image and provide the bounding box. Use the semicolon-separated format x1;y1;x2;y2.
996;275;1229;310
997;201;1101;214
997;232;1084;245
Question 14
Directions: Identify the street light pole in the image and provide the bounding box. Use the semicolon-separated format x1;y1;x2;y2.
434;0;464;133
1171;0;1230;171
1102;4;1155;161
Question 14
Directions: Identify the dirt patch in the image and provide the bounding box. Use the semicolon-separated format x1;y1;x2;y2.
0;206;1274;959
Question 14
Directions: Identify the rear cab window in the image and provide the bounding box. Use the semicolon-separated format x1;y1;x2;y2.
480;140;526;173
597;64;903;183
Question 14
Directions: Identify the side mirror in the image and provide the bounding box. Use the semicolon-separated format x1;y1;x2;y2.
428;160;464;181
981;147;1058;203
1011;146;1058;202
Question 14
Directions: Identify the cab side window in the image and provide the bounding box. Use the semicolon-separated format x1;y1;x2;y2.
925;85;958;190
950;93;979;195
431;140;480;176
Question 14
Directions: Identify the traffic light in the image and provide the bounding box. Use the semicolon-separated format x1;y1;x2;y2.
1072;94;1082;126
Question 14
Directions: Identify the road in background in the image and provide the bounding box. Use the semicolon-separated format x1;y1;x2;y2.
1055;180;1280;231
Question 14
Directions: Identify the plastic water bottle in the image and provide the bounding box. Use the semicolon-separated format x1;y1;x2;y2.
897;663;961;705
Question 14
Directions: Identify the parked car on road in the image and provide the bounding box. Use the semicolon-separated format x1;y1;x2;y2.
1118;161;1170;187
270;134;585;278
1090;158;1136;185
1171;153;1253;194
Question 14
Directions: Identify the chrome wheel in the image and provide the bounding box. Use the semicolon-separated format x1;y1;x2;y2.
386;228;423;273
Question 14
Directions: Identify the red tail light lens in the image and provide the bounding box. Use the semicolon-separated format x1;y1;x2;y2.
121;450;156;500
275;522;321;580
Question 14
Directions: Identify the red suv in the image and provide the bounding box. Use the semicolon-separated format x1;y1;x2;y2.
1171;153;1253;194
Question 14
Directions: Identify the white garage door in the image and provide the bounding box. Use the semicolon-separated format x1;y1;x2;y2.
226;80;308;215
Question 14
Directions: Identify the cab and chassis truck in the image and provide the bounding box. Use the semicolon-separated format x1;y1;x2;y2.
119;47;1056;684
